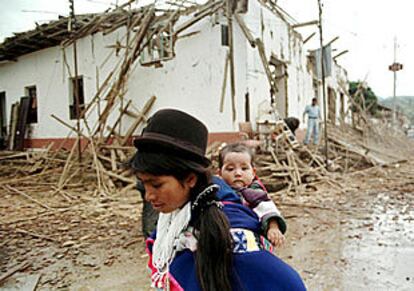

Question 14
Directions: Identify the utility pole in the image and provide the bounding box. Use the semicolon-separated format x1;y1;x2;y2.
393;37;397;125
317;0;329;166
388;37;403;126
69;0;82;162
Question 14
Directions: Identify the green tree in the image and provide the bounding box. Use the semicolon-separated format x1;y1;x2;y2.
348;81;378;115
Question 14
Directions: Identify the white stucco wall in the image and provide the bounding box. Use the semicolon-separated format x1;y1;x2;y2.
0;27;124;139
243;1;315;126
323;61;350;124
126;12;248;134
0;1;349;141
0;12;248;139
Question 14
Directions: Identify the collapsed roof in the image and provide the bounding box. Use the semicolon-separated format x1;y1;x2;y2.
0;1;206;62
0;0;298;63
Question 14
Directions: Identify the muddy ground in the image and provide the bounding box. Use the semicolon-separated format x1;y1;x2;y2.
1;160;413;290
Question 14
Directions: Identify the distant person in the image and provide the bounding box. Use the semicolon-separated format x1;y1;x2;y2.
283;117;300;136
303;98;321;145
218;142;286;248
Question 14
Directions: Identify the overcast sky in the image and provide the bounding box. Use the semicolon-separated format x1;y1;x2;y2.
278;0;412;98
0;0;411;98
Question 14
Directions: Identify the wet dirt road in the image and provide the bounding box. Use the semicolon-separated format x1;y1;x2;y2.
280;163;414;290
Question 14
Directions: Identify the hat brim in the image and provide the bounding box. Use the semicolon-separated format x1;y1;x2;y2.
134;135;211;167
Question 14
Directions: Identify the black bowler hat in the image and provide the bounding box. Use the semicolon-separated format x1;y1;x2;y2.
133;109;210;167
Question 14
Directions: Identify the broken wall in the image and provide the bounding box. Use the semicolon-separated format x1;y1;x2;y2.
243;0;314;125
0;8;251;142
0;25;125;140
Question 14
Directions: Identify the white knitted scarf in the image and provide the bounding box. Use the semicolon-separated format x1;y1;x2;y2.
151;185;219;288
151;201;192;288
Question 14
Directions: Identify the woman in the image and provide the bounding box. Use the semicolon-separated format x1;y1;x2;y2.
129;109;306;291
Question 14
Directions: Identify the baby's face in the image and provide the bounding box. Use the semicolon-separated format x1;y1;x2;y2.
220;152;256;189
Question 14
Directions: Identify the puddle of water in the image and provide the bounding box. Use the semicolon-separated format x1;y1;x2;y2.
341;192;414;290
281;191;414;290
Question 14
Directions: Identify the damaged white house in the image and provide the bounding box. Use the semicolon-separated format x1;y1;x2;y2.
0;0;349;150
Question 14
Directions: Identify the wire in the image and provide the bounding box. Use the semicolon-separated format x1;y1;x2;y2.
84;0;117;6
21;9;61;15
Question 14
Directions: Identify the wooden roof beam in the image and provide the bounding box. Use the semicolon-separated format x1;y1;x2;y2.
292;20;319;29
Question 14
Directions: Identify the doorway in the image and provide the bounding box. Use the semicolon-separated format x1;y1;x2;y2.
0;92;6;137
328;87;337;123
269;55;288;118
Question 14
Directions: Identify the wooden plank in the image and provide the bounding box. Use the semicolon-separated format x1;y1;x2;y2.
255;38;278;95
50;114;88;139
292;20;319;29
269;148;282;167
234;13;256;48
219;52;230;113
227;0;236;122
112;139;127;161
124;109;138;119
110;149;118;171
174;1;223;35
8;102;19;150
0;261;30;285
97;8;155;132
100;145;134;150
103;169;135;184
57;138;78;189
4;185;53;210
14;97;31;151
104;99;132;143
96;159;115;192
15;228;58;242
120;95;156;146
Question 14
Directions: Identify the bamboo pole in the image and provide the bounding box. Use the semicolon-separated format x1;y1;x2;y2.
220;52;230;113
4;185;53;210
120;95;156;145
57;137;78;189
234;13;256;48
226;0;236;122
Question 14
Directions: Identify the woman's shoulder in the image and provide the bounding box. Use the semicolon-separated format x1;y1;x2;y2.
169;249;306;291
233;251;307;290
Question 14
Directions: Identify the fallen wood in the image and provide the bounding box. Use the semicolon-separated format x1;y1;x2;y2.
50;114;87;139
110;149;118;171
219;52;230;113
104;99;132;143
278;202;335;211
255;38;277;94
123;236;143;248
1;208;73;226
103;169;135;184
174;1;223;35
57;138;78;189
4;185;53;210
226;0;236;122
0;261;31;285
234;13;256;47
15;228;58;242
120;95;156;145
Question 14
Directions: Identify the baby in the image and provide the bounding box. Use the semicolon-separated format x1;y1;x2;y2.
218;143;286;247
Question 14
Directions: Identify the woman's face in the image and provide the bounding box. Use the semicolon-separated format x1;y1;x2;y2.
137;172;197;213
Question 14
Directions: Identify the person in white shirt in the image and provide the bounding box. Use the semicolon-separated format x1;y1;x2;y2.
303;98;321;145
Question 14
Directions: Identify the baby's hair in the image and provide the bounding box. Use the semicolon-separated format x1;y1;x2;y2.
218;142;255;168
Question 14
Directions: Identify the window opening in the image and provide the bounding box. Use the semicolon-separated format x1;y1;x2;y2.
69;76;85;119
25;86;38;124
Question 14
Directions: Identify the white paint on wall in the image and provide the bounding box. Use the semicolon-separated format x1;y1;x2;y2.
0;1;350;142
